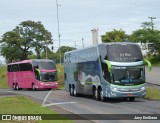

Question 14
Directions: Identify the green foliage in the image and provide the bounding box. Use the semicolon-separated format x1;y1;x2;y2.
56;46;76;53
0;66;7;88
130;21;160;55
55;46;76;63
145;55;160;66
0;96;74;123
101;29;128;43
56;64;64;89
0;20;53;62
28;46;76;63
145;87;160;100
141;21;154;29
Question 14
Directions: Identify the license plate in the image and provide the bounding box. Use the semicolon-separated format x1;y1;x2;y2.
128;93;133;96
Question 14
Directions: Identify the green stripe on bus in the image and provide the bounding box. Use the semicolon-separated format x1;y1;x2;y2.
110;83;145;88
80;81;100;84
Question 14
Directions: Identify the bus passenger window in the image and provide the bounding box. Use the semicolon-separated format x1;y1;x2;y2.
64;73;67;80
74;72;78;81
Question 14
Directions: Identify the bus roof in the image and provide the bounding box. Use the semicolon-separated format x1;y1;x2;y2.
7;59;55;65
64;42;138;54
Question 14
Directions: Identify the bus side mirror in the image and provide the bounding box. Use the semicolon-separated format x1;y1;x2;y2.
144;59;152;71
57;68;60;74
103;60;112;72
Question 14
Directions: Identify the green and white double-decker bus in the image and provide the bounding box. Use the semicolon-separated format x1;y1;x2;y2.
64;42;151;101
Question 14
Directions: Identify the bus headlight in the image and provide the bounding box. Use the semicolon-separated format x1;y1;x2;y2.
111;87;118;92
140;86;145;91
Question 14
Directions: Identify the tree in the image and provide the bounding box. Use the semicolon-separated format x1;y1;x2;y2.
130;22;160;55
29;46;76;63
56;46;76;63
101;29;128;43
0;31;24;62
0;20;53;62
56;46;76;53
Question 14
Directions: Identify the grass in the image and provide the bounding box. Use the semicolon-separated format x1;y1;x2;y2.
145;55;160;67
56;64;64;89
145;87;160;100
0;96;74;123
0;66;8;88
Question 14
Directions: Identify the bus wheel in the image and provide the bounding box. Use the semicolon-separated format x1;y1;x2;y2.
12;83;16;90
70;85;74;96
69;85;72;95
129;97;135;102
100;89;106;102
32;84;36;91
15;83;19;90
94;89;99;100
73;86;79;97
71;85;74;96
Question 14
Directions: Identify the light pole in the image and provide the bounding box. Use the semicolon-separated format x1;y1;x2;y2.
45;32;48;59
56;0;61;64
82;38;84;48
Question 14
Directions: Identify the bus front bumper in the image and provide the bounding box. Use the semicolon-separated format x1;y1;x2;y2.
108;87;146;98
36;82;58;89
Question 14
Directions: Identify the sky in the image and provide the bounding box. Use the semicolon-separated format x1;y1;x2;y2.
0;0;160;63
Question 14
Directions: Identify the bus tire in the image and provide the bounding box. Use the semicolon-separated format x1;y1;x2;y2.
69;85;72;95
100;88;106;102
71;85;74;96
73;85;79;97
16;83;22;90
94;88;100;100
129;97;135;102
12;83;16;90
15;83;19;90
32;84;36;91
70;85;74;96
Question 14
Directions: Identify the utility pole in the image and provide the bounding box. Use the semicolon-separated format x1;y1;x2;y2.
148;16;156;30
56;0;61;64
82;38;84;48
74;41;78;48
45;32;48;59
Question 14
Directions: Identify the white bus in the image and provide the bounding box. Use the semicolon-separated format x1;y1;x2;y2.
64;42;151;101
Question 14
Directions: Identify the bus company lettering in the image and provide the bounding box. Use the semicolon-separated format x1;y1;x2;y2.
113;53;139;62
120;53;131;57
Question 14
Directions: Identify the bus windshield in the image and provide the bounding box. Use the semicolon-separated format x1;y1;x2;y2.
111;66;145;86
40;72;58;82
38;61;56;70
107;44;143;62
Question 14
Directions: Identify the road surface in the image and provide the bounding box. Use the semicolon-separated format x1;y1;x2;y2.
0;89;159;123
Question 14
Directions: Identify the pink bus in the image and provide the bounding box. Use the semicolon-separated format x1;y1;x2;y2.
7;59;58;90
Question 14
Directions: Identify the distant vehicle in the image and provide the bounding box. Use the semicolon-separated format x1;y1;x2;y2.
64;42;151;101
7;59;58;90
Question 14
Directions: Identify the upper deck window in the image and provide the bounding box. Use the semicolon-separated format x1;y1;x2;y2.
107;44;143;62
